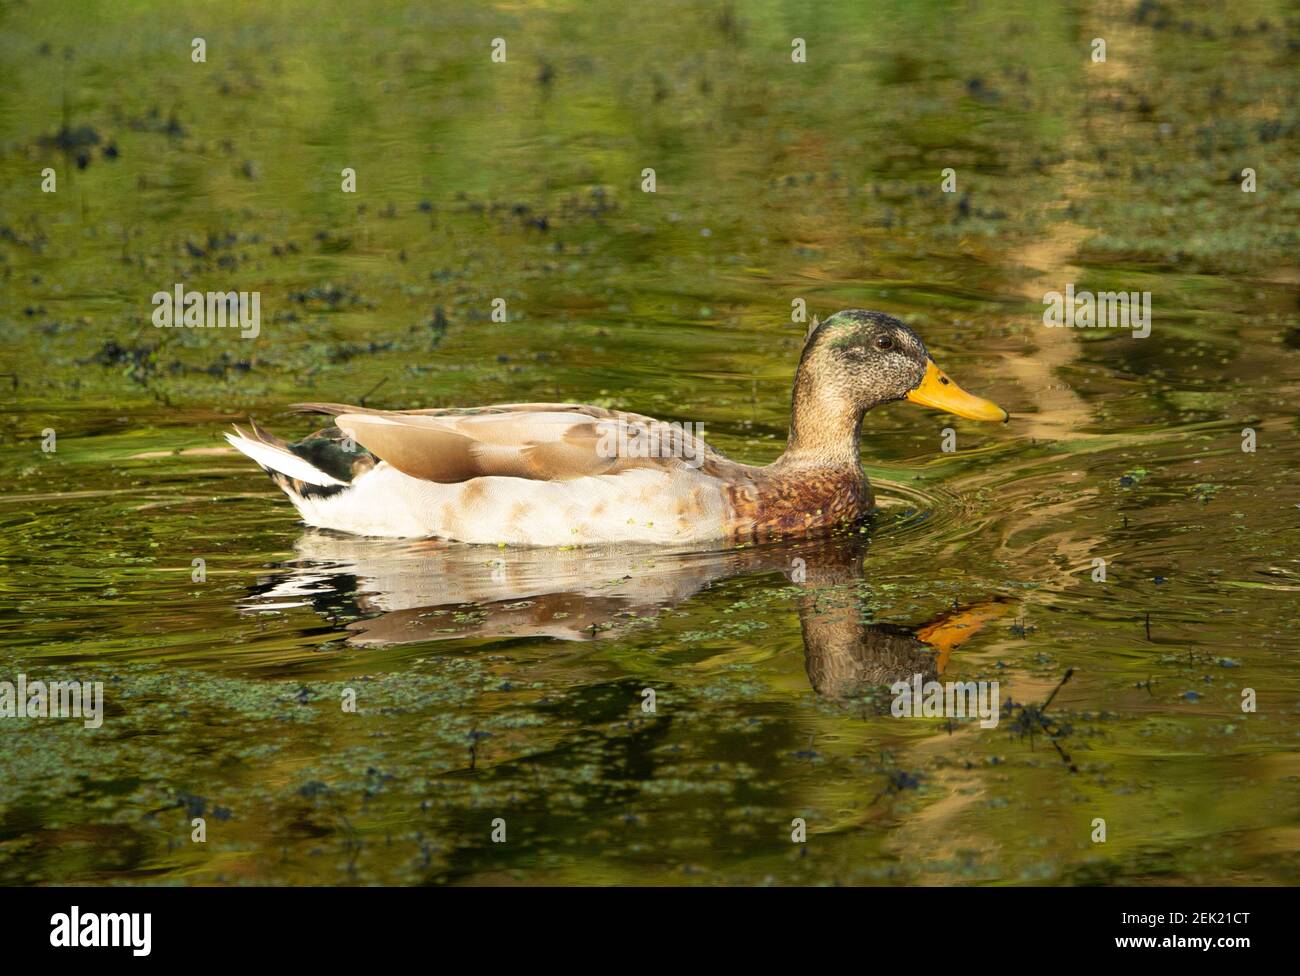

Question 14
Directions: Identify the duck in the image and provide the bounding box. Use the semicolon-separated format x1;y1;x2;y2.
225;309;1008;545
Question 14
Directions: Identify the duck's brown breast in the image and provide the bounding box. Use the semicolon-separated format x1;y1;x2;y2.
723;464;870;543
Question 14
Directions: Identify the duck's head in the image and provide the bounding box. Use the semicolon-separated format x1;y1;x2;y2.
798;309;1008;422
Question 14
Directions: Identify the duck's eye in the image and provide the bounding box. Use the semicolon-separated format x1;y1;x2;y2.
874;336;894;351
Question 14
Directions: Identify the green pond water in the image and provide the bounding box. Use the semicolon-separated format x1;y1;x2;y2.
1;0;1298;884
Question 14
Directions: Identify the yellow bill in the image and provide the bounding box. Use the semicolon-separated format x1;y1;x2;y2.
905;359;1008;422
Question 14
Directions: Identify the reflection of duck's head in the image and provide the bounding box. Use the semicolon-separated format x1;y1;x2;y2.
246;530;1008;699
798;595;1011;700
779;539;1010;699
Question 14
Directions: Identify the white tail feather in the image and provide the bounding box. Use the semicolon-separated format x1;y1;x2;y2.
224;432;346;487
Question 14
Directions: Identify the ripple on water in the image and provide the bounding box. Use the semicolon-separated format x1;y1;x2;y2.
869;478;969;548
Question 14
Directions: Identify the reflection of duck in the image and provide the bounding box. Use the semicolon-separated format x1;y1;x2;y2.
226;310;1007;545
247;531;1009;700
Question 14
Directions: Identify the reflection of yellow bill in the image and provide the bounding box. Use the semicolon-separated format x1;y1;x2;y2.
905;359;1008;422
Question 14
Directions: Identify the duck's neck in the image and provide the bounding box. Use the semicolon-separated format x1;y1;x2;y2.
780;370;865;468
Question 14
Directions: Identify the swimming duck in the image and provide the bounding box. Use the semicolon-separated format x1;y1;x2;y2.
225;309;1007;545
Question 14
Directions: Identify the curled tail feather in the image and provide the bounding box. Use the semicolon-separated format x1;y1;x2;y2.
225;424;347;490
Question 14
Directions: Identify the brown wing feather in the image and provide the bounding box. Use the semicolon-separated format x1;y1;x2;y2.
334;412;621;483
295;401;729;483
291;400;598;419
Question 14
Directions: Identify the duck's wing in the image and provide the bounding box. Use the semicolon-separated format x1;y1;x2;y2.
289;402;721;484
291;400;699;430
293;400;604;419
